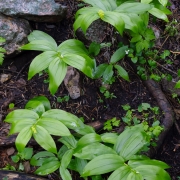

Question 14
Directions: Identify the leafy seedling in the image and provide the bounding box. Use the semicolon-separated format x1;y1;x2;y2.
104;117;120;131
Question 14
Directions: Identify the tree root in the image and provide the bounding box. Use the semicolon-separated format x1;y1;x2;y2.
144;79;174;157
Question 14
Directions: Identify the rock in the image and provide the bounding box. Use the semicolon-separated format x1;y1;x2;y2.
64;66;81;99
0;14;31;57
0;73;11;83
76;19;107;44
6;147;15;156
0;0;67;22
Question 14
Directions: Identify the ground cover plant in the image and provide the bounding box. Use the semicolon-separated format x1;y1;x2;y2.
1;0;180;179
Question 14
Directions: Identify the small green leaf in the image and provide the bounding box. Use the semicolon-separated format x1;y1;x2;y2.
114;64;130;82
11;155;20;163
89;42;101;56
93;63;109;79
21;148;33;160
175;80;180;89
103;64;114;83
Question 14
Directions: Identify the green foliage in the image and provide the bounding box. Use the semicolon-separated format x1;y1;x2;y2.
104;117;120;131
0;36;6;65
94;45;130;83
56;95;70;103
20;30;95;95
4;96;95;154
99;86;116;99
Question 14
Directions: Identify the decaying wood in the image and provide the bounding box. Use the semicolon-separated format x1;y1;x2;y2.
0;170;47;180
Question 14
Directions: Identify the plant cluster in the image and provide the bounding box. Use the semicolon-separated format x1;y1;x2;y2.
2;0;174;179
4;96;170;180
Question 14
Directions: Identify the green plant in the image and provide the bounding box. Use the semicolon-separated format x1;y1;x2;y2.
104;117;120;131
0;36;6;65
121;103;163;145
20;30;95;94
8;103;15;109
74;0;171;37
81;125;170;180
94;45;130;83
56;95;70;103
99;86;116;99
4;96;94;154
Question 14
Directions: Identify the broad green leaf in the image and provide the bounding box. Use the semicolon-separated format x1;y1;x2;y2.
25;101;45;117
149;8;168;22
28;30;57;45
134;165;171;180
141;0;153;3
74;133;101;153
103;11;124;35
114;125;143;154
42;109;81;127
114;64;130;82
57;145;69;160
33;125;57;154
61;149;74;168
30;151;55;166
16;126;33;152
110;46;128;63
35;160;60;175
82;154;124;176
28;51;57;80
131;35;142;43
20;40;57;51
68;158;87;175
127;172;143;180
58;39;89;55
75;124;95;135
175;80;180;89
62;54;94;78
59;167;72;180
5;109;39;123
28;96;51;111
93;63;109;79
59;135;77;149
0;53;4;65
115;127;147;160
82;0;109;10
128;159;170;169
139;12;149;27
37;118;71;136
9;119;35;135
74;142;117;160
115;2;152;13
108;165;131;180
158;0;168;6
103;64;114;83
48;57;67;95
101;133;118;144
79;12;100;34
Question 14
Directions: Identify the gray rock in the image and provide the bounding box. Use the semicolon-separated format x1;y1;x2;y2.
0;0;67;22
0;14;31;57
76;19;107;44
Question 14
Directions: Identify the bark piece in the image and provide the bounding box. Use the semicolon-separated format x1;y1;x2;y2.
64;66;81;99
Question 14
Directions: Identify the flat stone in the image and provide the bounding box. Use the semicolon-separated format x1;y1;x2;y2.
0;0;67;22
0;14;32;57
